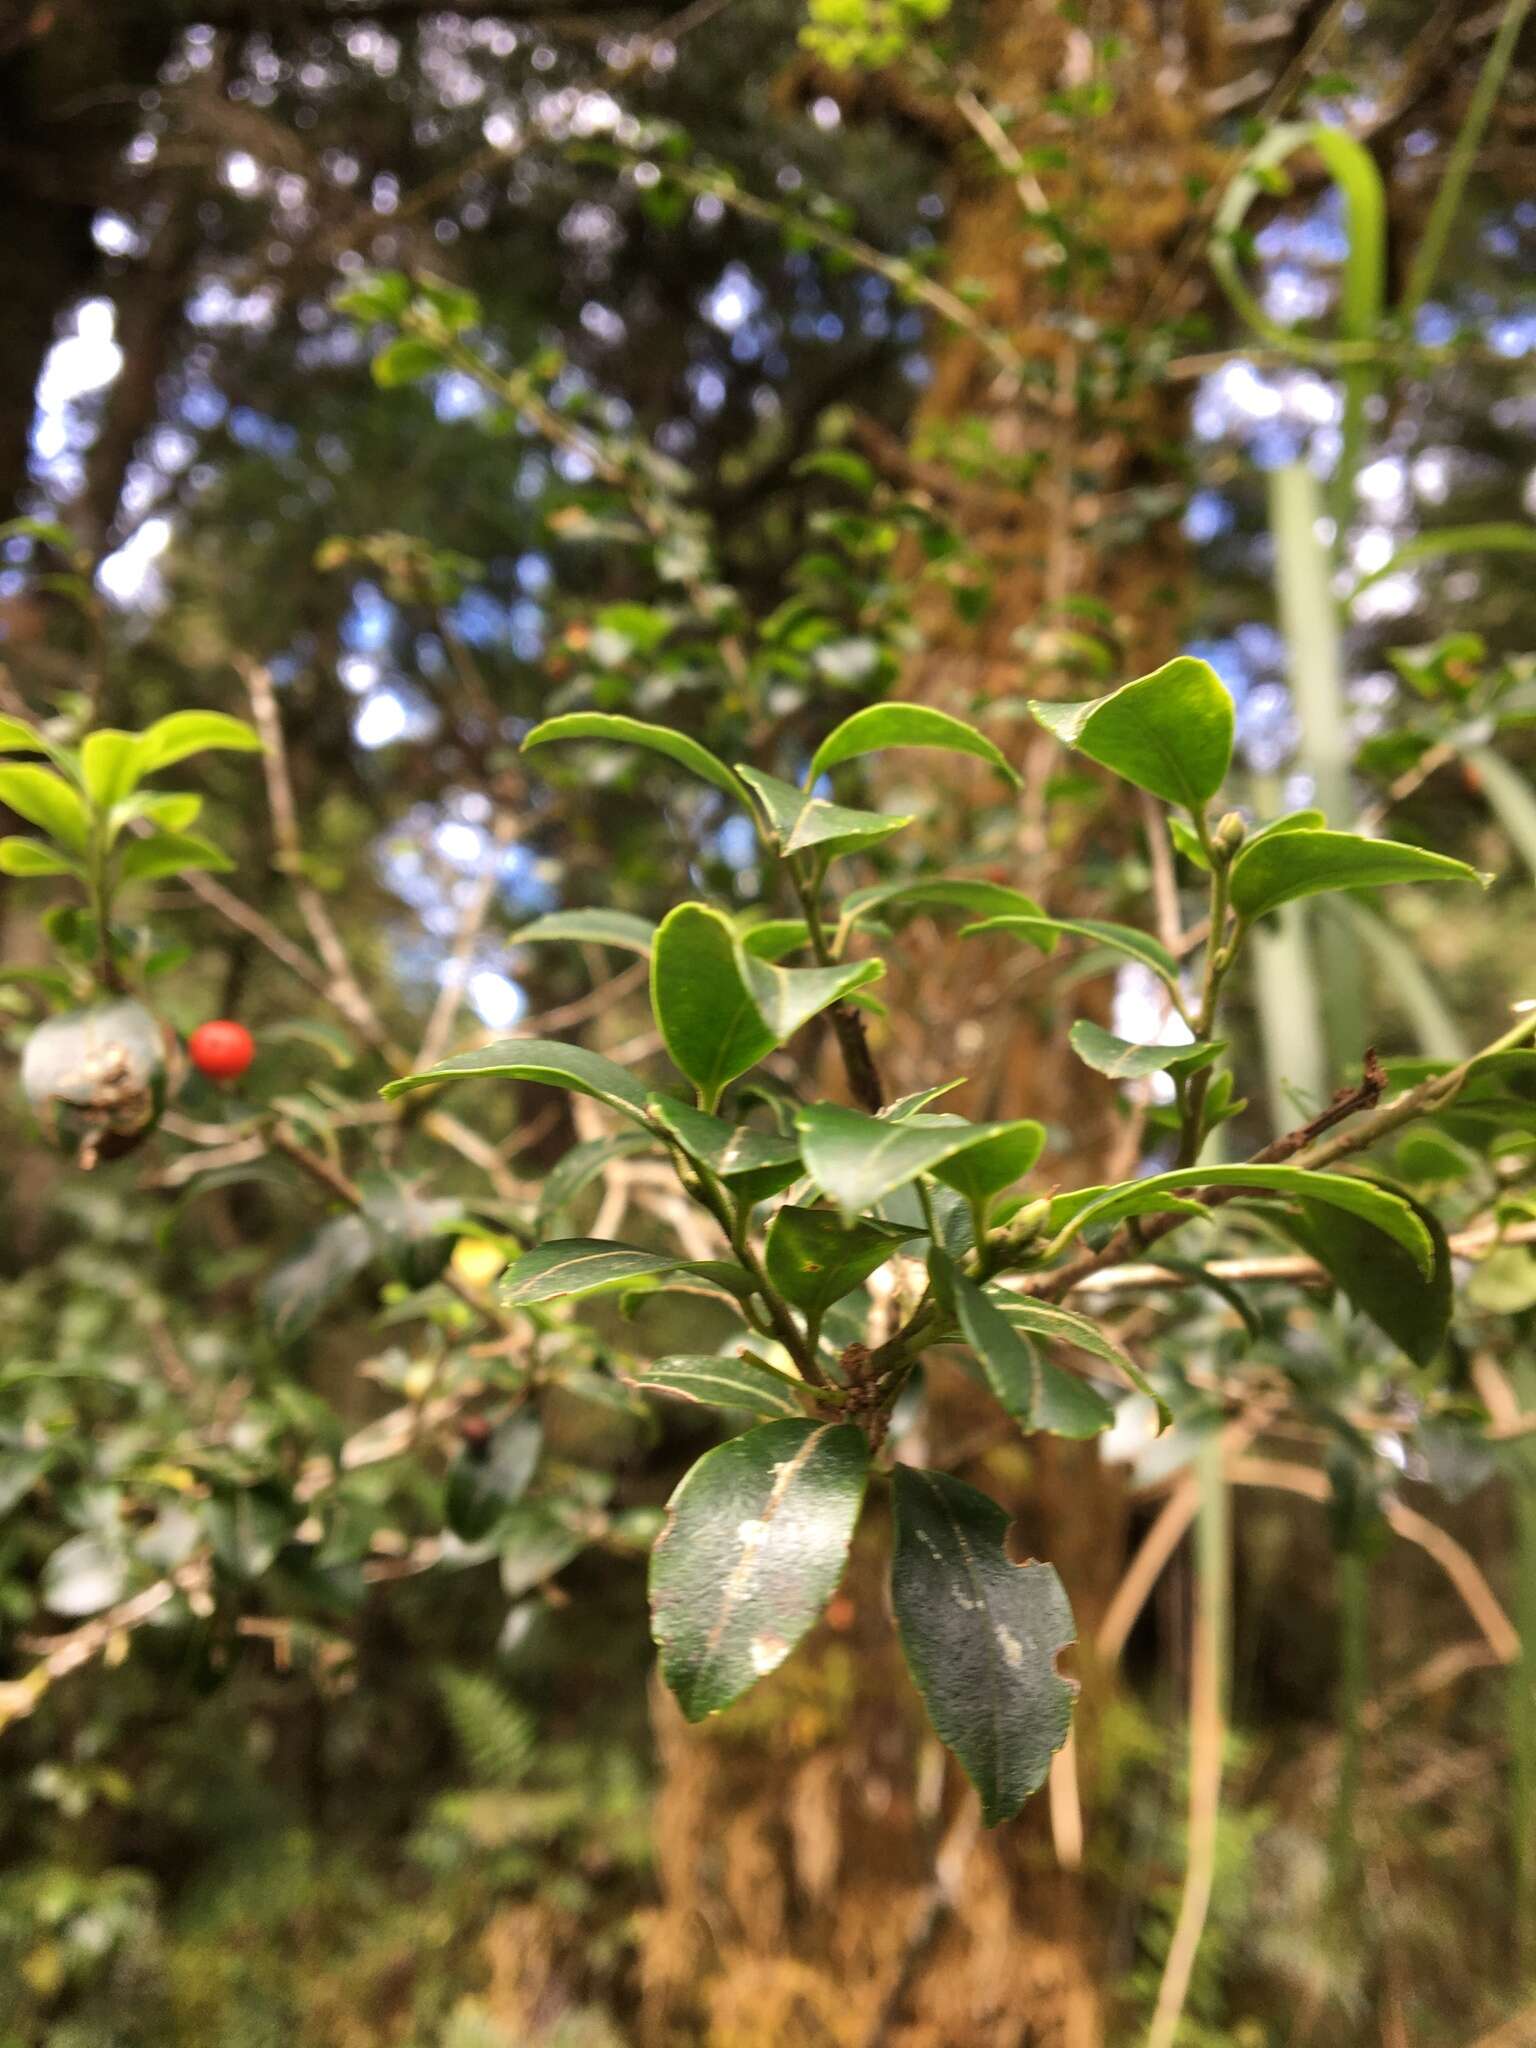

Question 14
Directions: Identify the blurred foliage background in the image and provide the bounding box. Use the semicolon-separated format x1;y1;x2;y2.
2;2;1536;2045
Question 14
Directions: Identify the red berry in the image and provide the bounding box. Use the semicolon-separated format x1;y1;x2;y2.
187;1019;255;1081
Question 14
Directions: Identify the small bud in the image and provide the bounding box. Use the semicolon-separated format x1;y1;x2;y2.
1213;811;1247;859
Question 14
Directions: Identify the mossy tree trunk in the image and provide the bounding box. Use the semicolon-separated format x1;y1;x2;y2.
638;10;1220;2044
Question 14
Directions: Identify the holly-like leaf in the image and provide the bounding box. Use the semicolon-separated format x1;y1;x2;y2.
890;1467;1076;1825
627;1354;808;1420
381;1036;650;1121
646;1095;802;1204
951;1269;1113;1438
796;1102;1040;1221
522;712;744;799
650;1419;869;1718
808;703;1018;787
513;907;656;955
1030;656;1234;811
736;764;913;859
501;1239;683;1307
764;1205;918;1322
1228;829;1485;923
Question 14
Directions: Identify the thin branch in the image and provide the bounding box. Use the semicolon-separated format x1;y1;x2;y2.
416;810;517;1072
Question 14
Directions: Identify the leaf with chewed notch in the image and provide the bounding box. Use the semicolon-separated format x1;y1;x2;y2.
890;1467;1076;1824
650;1419;869;1718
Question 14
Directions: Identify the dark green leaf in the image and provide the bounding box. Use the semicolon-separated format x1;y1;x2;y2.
446;1413;543;1540
650;1419;869;1718
840;877;1047;938
796;1102;1039;1221
764;1205;918;1321
890;1467;1076;1824
651;903;776;1105
646;1094;802;1203
736;764;913;858
501;1238;682;1307
929;1121;1046;1204
1030;656;1234;810
952;1269;1113;1438
627;1354;808;1420
964;914;1179;987
1293;1178;1452;1368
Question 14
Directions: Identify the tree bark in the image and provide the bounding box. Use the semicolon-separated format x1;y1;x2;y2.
637;7;1220;2046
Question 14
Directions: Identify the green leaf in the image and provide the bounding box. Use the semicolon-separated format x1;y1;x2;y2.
646;1094;802;1204
1058;1164;1433;1271
929;1121;1046;1204
1068;1019;1209;1081
651;904;777;1104
131;711;262;777
996;1294;1170;1422
890;1467;1076;1825
500;1239;682;1307
373;336;446;386
737;947;883;1046
839;877;1046;938
1168;816;1211;870
808;704;1018;788
650;1419;869;1719
735;765;913;859
445;1413;543;1541
498;1504;587;1596
1352;522;1536;596
81;730;141;809
627;1354;808;1420
522;712;744;799
738;917;811;961
1291;1178;1452;1369
0;836;81;878
380;1037;650;1121
513;907;656;954
0;714;47;753
1228;829;1486;923
536;1127;658;1231
951;1269;1113;1438
115;790;203;836
1029;656;1234;811
764;1205;918;1322
118;830;234;882
796;1103;1037;1222
0;764;90;852
963;914;1179;988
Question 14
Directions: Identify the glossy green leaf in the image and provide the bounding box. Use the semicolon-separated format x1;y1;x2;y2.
1030;657;1234;811
929;1120;1046;1204
1229;829;1485;924
118;830;234;882
0;764;90;852
0;836;81;878
808;704;1018;787
523;712;744;799
796;1103;1036;1222
501;1238;682;1307
81;730;141;809
839;878;1047;944
764;1205;918;1322
651;1420;868;1718
996;1293;1170;1422
0;715;46;753
964;914;1179;987
536;1128;658;1231
735;764;913;858
651;903;776;1104
1068;1019;1210;1081
627;1354;808;1420
1059;1164;1433;1270
131;711;262;777
380;1036;650;1121
513;907;656;954
737;917;811;960
890;1467;1076;1825
646;1094;802;1203
738;946;883;1048
952;1269;1113;1438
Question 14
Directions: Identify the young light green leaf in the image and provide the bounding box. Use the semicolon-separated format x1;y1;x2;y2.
380;1036;650;1120
513;907;656;955
0;764;90;852
1029;656;1234;811
964;915;1179;988
890;1467;1076;1825
650;1419;869;1718
737;917;812;961
651;904;777;1105
1228;829;1485;923
118;830;234;882
951;1269;1113;1438
114;790;203;837
1059;1163;1433;1271
1068;1019;1209;1082
646;1094;802;1204
735;765;913;859
81;730;141;810
0;837;82;879
808;704;1018;788
132;711;262;777
764;1205;918;1321
522;712;744;799
501;1238;682;1307
627;1354;808;1420
0;714;46;754
796;1103;1037;1222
